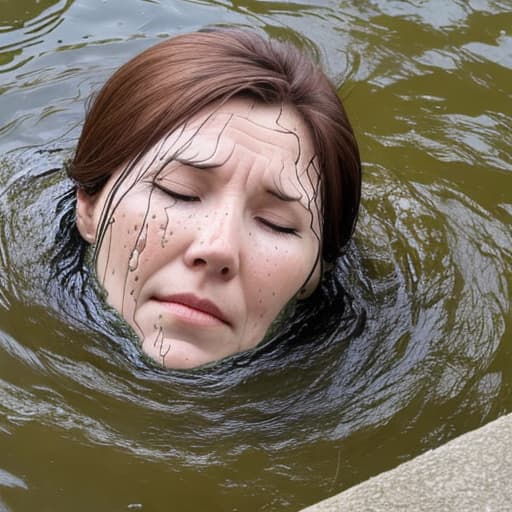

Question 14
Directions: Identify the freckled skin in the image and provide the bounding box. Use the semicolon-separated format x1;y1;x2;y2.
77;98;323;369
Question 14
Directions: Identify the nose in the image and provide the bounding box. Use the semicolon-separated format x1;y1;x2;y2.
183;210;240;280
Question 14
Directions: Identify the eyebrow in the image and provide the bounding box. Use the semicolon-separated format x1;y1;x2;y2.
160;158;305;205
174;157;221;170
266;188;302;203
156;157;305;206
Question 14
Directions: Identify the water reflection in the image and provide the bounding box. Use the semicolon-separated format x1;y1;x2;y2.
0;0;511;511
0;0;73;72
1;0;66;29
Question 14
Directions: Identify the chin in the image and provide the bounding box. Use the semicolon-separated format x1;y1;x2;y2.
139;334;234;370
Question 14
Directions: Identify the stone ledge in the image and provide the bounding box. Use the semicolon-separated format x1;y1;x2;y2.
300;413;512;512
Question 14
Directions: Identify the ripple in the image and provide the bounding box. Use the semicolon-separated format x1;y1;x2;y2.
0;468;27;490
0;0;72;73
464;33;512;69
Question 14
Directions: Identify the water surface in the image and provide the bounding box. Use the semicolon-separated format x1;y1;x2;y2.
0;1;511;511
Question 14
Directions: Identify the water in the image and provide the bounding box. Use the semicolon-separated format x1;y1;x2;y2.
0;1;511;510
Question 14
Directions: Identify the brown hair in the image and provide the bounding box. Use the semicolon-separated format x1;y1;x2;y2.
69;28;361;261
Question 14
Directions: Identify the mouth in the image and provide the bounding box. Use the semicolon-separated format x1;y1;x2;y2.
153;293;230;327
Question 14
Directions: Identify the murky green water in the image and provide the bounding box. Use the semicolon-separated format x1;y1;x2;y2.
0;1;511;510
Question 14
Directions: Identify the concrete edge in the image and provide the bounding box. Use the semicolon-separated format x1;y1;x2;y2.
300;412;512;512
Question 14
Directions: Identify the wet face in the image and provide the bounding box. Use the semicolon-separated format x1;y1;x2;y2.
76;98;322;369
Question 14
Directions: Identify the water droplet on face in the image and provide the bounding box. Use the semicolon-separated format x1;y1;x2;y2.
136;224;148;253
128;249;139;271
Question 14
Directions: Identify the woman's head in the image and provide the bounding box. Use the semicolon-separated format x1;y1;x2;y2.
70;29;361;368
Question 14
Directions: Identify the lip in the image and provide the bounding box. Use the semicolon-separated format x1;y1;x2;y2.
153;293;230;326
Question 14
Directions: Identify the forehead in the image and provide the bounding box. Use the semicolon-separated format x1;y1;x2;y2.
155;98;318;180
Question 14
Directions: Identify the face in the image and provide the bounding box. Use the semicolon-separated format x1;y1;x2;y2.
76;98;322;369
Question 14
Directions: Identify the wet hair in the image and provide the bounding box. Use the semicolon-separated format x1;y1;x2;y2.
68;28;361;263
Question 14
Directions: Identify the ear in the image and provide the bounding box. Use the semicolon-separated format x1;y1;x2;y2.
76;188;98;244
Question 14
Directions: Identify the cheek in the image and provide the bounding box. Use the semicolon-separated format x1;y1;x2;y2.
243;236;317;318
95;212;144;309
95;197;177;307
241;241;315;348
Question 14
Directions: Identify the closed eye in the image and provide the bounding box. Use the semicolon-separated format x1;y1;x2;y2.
257;217;299;236
153;182;200;202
